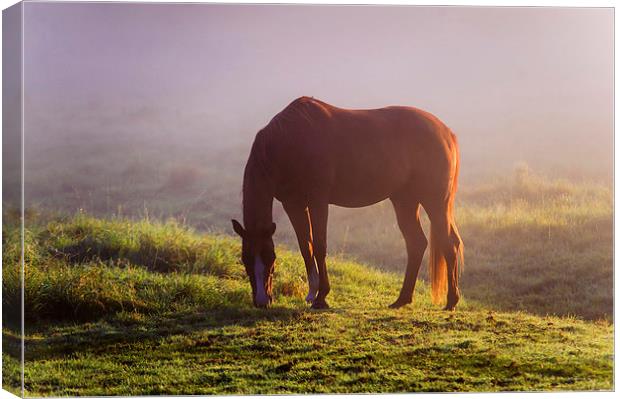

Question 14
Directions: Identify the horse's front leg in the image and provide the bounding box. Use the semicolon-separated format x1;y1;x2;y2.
308;201;330;309
283;203;320;303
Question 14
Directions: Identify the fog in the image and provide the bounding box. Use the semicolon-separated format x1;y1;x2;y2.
14;3;612;183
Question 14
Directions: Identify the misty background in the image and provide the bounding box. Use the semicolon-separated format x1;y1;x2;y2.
21;3;613;178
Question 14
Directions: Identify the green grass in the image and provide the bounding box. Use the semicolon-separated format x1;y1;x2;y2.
2;215;614;395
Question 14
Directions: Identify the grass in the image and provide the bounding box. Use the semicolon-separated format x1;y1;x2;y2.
2;215;614;395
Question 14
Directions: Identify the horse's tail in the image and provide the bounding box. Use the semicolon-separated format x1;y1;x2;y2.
429;132;464;304
450;134;465;273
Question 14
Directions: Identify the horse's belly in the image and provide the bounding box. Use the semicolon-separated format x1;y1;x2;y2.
329;194;390;208
328;168;408;207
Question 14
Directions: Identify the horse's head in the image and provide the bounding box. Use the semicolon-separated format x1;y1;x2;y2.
231;219;277;308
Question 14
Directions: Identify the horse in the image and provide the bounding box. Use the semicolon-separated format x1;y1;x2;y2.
232;96;463;310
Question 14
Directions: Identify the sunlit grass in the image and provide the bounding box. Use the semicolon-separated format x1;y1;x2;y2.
1;214;613;395
4;162;613;394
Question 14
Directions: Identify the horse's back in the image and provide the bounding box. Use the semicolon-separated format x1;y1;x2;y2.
330;106;454;205
286;98;452;146
263;98;458;206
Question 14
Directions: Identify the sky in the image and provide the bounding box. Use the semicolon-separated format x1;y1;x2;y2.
15;2;615;178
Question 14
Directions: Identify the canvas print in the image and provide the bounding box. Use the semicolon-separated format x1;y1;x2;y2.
1;1;614;396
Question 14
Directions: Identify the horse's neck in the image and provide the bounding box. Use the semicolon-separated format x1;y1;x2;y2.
242;165;274;232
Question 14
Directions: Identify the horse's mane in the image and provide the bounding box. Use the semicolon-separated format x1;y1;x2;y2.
242;97;326;229
242;124;275;229
243;134;269;194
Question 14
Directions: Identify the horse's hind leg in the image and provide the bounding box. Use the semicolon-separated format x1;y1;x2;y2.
389;196;427;309
283;202;320;303
308;201;330;309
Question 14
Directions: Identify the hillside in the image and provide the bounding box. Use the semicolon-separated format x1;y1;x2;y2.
2;216;613;395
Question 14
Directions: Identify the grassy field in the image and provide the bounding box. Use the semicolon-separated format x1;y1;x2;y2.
2;215;614;395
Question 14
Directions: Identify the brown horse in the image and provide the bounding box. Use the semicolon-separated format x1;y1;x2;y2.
232;97;463;310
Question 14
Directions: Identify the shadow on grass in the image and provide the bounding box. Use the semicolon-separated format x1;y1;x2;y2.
16;303;343;363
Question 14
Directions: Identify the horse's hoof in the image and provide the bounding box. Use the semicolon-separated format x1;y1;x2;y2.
444;294;460;311
311;300;329;309
305;291;318;304
443;304;457;311
388;299;411;309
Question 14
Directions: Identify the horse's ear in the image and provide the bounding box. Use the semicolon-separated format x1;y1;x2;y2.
231;219;245;238
268;222;276;236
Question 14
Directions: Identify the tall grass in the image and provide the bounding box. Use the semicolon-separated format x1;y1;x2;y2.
3;215;320;323
43;215;241;276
